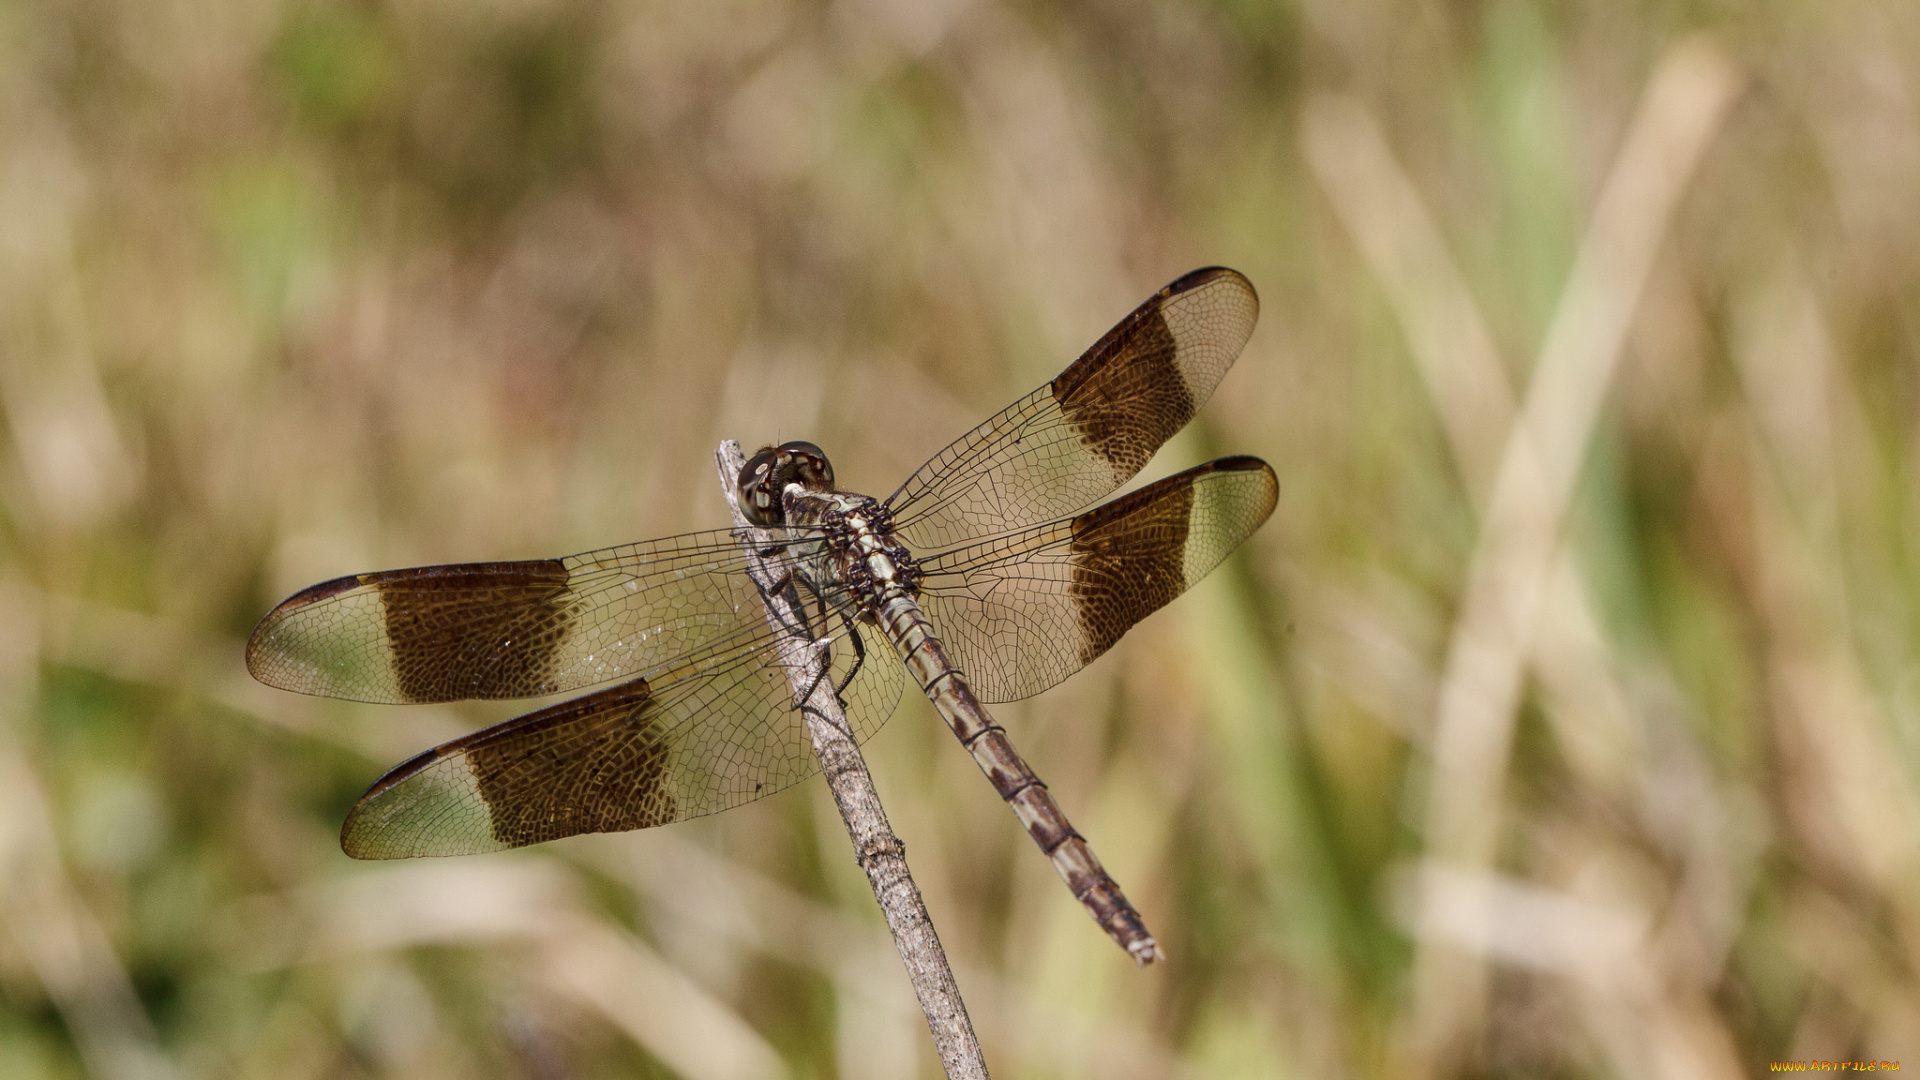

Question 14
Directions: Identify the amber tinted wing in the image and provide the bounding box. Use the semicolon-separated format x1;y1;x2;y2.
913;457;1277;703
340;617;903;857
885;268;1258;549
247;530;826;705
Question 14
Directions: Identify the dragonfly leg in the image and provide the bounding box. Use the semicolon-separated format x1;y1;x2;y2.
834;611;867;699
756;562;820;644
791;571;869;702
793;638;838;727
785;573;858;716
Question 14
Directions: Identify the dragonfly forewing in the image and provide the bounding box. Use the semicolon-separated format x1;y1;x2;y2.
914;456;1278;703
886;267;1258;550
246;530;829;704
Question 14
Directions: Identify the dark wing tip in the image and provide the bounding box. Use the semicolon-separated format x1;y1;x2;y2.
361;744;448;805
274;572;369;610
1211;455;1279;519
1203;454;1276;479
1162;266;1258;312
1198;451;1274;499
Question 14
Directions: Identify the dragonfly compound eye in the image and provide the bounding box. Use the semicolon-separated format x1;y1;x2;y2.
737;442;835;527
738;447;782;527
775;441;834;493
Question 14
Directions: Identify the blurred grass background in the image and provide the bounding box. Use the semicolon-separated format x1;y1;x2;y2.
0;0;1917;1077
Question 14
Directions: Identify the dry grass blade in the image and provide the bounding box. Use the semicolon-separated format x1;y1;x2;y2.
1300;93;1521;500
1734;264;1920;974
1401;37;1743;1073
1305;75;1745;1080
1302;89;1645;795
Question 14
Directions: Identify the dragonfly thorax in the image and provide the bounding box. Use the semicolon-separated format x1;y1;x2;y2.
737;441;923;612
804;493;923;614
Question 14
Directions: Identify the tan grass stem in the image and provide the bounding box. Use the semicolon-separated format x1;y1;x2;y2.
1317;38;1743;1073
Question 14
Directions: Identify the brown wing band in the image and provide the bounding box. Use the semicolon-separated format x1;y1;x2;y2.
1051;293;1192;478
340;674;677;857
468;680;677;847
376;559;574;702
1066;455;1273;664
1067;474;1196;663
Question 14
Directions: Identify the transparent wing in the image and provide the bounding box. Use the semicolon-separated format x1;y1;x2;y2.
886;268;1258;550
914;457;1277;703
339;616;904;857
246;529;830;705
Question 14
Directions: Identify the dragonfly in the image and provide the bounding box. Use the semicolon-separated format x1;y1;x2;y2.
247;266;1273;965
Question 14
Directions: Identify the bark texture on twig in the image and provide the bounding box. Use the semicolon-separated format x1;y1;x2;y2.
714;441;989;1080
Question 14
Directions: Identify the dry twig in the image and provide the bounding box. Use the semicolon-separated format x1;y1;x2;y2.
713;440;989;1080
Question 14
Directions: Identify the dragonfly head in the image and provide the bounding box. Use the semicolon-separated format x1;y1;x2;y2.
738;441;835;527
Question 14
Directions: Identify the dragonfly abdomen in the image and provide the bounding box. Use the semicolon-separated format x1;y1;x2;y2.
872;591;1164;965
